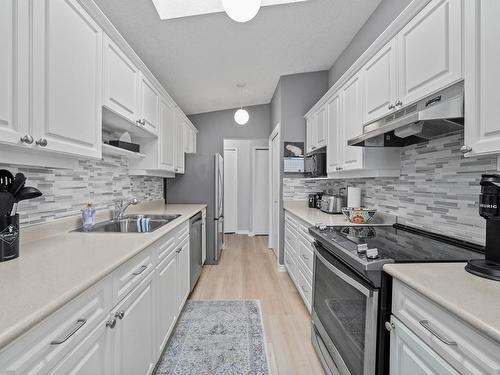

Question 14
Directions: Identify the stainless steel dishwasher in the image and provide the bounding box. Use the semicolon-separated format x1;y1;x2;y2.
189;212;203;291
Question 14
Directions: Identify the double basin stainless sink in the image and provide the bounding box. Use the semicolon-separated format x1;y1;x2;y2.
76;214;181;233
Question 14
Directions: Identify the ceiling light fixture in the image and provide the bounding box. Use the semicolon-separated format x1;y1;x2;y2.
222;0;262;23
234;83;249;125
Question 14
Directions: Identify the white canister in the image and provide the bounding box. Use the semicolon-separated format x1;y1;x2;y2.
347;187;362;208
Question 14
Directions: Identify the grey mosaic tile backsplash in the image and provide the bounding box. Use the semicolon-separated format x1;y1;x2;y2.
283;133;498;245
1;155;164;226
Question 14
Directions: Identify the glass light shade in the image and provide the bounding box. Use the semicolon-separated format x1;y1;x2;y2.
222;0;262;22
234;108;249;125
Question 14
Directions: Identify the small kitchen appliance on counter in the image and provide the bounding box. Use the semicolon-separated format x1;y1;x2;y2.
309;223;483;375
320;193;346;214
308;194;317;208
466;174;500;281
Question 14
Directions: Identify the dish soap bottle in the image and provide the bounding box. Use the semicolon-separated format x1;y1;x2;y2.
81;203;96;231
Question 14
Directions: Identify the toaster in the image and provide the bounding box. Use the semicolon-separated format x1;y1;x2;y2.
320;194;346;214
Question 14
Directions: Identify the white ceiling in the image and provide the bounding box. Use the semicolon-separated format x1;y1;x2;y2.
94;0;381;115
151;0;309;20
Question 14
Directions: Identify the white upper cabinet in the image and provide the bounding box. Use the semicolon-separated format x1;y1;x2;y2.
306;116;316;154
361;40;398;123
103;34;140;124
315;106;327;149
326;91;342;174
306;107;327;154
0;0;29;147
183;121;197;154
174;109;185;174
396;0;463;107
463;0;500;157
139;74;160;136
31;0;102;159
341;74;364;171
159;97;175;171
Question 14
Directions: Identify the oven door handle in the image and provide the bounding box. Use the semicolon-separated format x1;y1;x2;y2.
315;248;373;297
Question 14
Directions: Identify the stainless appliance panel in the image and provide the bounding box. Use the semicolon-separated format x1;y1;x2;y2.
189;212;203;291
312;244;378;375
214;217;223;262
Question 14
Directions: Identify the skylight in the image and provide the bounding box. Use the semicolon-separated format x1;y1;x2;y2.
151;0;308;20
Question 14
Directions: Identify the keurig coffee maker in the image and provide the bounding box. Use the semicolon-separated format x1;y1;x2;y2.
465;174;500;281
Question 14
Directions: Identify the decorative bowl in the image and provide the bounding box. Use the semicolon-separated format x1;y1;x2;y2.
341;207;377;224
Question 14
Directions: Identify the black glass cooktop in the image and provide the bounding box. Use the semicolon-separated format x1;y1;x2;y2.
310;224;484;270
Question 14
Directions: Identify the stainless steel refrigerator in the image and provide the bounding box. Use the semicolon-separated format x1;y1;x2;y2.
166;153;223;265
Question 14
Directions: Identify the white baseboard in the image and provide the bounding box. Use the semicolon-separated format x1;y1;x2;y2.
248;232;255;237
236;230;249;235
277;264;286;273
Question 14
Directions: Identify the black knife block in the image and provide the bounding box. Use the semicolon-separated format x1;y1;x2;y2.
0;214;19;262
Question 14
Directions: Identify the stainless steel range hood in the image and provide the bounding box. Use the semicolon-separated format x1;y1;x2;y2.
348;82;464;147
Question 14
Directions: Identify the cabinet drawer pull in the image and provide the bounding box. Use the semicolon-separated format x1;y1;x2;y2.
132;265;147;276
50;319;86;345
301;254;309;261
419;320;457;346
301;285;309;293
115;310;125;320
20;134;34;144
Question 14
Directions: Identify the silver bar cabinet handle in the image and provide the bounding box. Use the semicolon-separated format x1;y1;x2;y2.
132;265;147;276
419;320;457;346
50;319;87;345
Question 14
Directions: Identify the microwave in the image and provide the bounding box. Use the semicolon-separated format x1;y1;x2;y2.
305;152;326;177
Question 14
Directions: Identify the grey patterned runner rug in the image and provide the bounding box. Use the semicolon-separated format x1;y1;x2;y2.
155;300;270;375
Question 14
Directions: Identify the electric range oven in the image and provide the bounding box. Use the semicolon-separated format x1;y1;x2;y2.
309;224;484;375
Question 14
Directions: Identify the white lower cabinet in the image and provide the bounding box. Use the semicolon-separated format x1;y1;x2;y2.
390;279;500;375
111;270;155;375
0;218;198;375
155;252;178;357
176;238;190;313
284;211;313;312
389;316;459;375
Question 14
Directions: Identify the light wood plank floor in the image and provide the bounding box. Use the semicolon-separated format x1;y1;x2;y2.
190;234;325;375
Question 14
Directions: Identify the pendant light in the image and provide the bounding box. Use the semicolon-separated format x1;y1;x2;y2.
234;84;249;126
222;0;262;23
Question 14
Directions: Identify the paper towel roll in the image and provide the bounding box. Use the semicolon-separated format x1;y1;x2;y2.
347;187;361;208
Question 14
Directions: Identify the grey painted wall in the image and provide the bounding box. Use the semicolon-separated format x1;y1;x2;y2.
270;71;329;265
189;104;271;157
270;83;281;131
328;0;413;87
224;139;269;233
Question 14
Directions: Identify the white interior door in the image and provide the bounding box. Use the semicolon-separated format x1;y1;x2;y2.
223;148;237;233
271;132;280;254
253;148;269;235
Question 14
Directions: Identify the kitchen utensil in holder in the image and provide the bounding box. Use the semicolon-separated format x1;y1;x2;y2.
0;214;19;262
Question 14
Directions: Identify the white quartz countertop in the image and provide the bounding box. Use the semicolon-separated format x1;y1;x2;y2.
283;200;396;227
0;203;206;351
384;263;500;344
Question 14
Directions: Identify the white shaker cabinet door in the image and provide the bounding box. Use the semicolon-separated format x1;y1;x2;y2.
306;115;316;154
0;0;29;146
361;40;398;124
103;35;140;124
174;109;185;174
341;74;364;171
464;0;500;157
155;252;177;356
390;316;460;375
315;106;327;149
159;97;175;171
139;74;159;136
112;271;155;375
396;0;462;107
326;91;342;174
176;238;190;314
31;0;103;159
